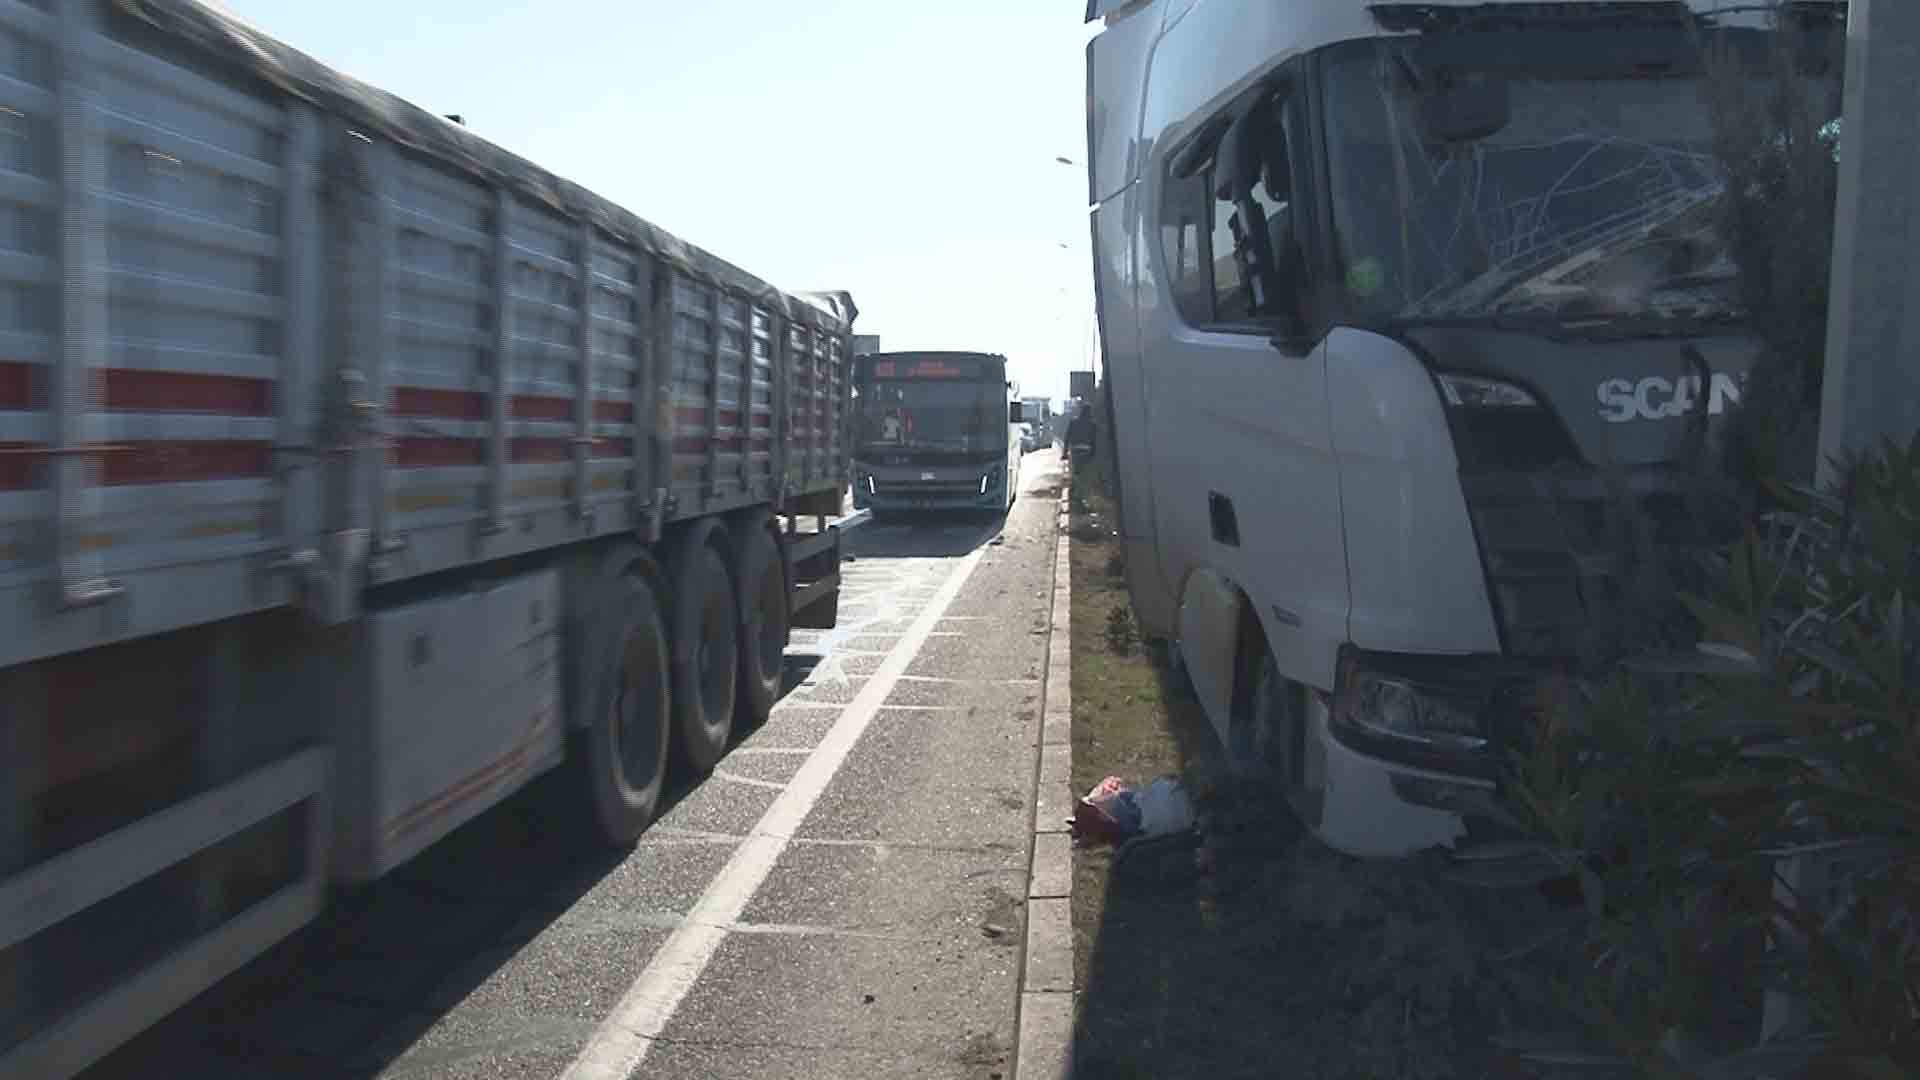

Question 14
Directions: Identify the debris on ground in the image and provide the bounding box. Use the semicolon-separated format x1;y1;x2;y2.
1069;775;1195;846
1071;775;1141;844
1136;776;1194;836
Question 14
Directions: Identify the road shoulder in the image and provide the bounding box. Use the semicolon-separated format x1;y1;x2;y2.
1013;481;1075;1080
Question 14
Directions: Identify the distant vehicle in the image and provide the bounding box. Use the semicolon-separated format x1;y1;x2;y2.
850;352;1025;516
1020;423;1041;453
1021;395;1054;445
0;3;857;1076
1083;0;1835;857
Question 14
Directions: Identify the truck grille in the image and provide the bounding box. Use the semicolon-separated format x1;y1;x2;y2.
1461;468;1733;659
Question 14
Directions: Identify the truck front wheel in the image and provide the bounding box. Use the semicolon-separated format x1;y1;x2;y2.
671;538;740;775
580;573;671;846
1241;650;1307;792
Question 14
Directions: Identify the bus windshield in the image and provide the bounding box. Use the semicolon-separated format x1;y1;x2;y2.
856;377;1006;455
1320;33;1840;327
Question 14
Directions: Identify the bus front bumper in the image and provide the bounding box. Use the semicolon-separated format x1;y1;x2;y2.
854;466;1005;512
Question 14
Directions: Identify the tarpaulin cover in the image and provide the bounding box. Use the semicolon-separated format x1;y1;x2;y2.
114;0;857;331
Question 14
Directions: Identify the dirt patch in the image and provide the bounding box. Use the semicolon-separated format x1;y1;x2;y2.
1066;457;1568;1080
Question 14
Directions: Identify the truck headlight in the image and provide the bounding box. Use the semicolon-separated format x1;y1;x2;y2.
1351;675;1485;752
1332;651;1489;763
1436;372;1538;409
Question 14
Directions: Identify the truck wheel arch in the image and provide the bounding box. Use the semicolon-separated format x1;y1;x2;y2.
1176;566;1333;776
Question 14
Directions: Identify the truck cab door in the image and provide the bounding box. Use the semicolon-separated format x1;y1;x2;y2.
1147;83;1348;737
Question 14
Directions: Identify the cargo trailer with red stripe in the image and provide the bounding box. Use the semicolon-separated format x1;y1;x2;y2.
0;3;858;1075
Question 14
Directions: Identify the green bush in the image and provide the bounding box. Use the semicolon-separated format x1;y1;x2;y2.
1493;437;1920;1077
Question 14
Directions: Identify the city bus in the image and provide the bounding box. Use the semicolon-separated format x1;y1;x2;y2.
850;351;1026;516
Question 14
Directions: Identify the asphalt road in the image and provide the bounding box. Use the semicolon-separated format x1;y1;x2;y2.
82;448;1066;1080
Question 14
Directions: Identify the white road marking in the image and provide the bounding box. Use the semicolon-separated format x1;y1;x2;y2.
560;544;990;1080
711;770;788;791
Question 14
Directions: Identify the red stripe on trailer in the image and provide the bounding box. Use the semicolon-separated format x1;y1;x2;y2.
593;399;634;423
509;395;571;421
394;437;632;467
102;441;273;485
103;369;272;416
511;437;569;464
750;412;772;428
672;406;706;427
394;437;484;467
392;387;486;420
0;442;36;490
509;437;632;463
0;361;36;409
671;436;707;455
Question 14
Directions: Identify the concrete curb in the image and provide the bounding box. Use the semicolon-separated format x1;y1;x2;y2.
1015;481;1076;1080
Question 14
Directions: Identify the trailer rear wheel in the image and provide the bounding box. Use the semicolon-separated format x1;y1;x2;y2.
580;573;671;846
735;525;788;727
671;539;739;774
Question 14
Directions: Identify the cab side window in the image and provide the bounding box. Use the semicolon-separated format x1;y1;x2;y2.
1158;88;1310;335
1161;170;1211;325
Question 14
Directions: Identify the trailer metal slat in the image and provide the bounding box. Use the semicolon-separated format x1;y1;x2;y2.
0;746;328;950
0;869;325;1080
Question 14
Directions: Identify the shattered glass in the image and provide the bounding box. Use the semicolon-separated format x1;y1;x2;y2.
1322;41;1837;327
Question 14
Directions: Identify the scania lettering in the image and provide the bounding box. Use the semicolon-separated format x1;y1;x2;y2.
1597;371;1746;423
1082;0;1841;857
851;352;1026;515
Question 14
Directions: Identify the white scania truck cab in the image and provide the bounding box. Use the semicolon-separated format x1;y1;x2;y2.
1082;0;1841;856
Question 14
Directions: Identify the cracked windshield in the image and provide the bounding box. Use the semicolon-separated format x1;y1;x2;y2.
14;2;1918;1080
1325;40;1839;329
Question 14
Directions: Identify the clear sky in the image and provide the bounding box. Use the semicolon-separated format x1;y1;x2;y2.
224;0;1098;403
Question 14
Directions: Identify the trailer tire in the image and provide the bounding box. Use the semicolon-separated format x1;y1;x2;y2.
579;572;671;847
734;524;788;727
670;535;739;775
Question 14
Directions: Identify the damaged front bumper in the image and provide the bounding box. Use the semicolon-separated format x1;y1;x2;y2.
1308;647;1546;858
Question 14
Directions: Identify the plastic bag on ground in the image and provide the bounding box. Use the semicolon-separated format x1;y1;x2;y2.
1136;776;1195;836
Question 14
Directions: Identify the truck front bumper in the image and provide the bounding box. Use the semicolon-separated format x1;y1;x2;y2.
1305;647;1542;858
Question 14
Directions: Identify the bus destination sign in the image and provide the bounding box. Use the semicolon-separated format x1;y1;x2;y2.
871;356;986;380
